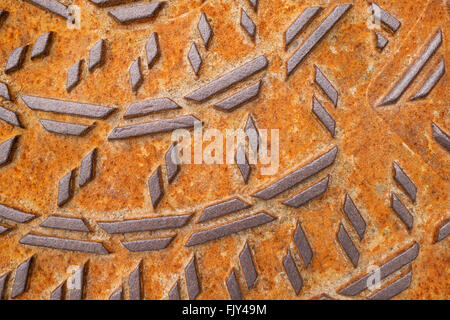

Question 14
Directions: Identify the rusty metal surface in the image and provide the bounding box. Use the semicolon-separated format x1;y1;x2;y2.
0;0;448;299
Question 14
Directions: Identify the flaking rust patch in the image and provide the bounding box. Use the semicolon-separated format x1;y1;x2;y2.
0;0;447;300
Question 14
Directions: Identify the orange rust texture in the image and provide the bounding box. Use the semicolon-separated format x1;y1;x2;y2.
0;0;448;299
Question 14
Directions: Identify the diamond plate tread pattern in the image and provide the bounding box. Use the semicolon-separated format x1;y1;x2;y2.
0;0;447;300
